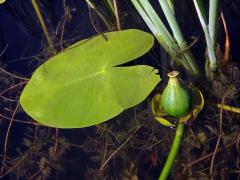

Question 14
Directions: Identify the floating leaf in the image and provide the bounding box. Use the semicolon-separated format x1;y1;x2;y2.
0;0;6;4
20;29;160;128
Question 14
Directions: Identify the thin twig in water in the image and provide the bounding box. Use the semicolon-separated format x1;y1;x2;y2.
28;170;41;180
88;4;108;41
0;95;18;102
0;44;8;57
31;0;56;55
0;67;29;81
209;87;230;179
53;128;59;159
1;103;20;175
34;125;38;141
0;81;28;97
100;123;144;170
28;169;41;180
174;35;200;58
59;0;69;51
113;0;121;31
0;154;26;179
0;114;41;126
179;138;238;177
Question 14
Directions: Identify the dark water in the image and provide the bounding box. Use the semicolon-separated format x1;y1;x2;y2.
0;1;240;180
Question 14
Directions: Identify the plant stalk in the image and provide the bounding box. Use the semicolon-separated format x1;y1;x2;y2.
113;0;121;30
131;0;195;74
207;102;240;114
31;0;56;55
193;0;217;71
159;0;200;75
209;0;219;46
85;0;112;30
103;0;115;14
167;0;175;15
132;0;176;51
159;123;184;180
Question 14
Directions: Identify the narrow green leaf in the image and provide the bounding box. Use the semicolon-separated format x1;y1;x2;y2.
194;0;208;24
194;0;217;70
209;0;219;45
167;0;175;16
159;0;200;75
131;0;177;56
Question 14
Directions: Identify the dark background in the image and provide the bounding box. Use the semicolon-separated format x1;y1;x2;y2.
0;0;240;179
0;0;240;76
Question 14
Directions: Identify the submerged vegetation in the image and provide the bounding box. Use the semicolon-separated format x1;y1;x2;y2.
0;0;240;179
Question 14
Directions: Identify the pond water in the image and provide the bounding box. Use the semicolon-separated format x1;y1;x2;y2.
0;1;240;180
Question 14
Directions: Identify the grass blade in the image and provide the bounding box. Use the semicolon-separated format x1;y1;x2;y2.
209;0;219;46
131;0;194;73
193;0;217;71
159;0;200;75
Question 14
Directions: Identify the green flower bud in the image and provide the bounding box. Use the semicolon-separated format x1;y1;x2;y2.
161;71;191;117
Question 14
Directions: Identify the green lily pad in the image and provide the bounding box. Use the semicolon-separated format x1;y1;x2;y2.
20;29;160;128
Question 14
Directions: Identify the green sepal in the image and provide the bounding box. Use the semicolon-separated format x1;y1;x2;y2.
152;88;204;127
155;117;176;127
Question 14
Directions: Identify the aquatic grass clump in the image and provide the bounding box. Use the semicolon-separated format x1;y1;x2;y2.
193;0;219;73
131;0;200;76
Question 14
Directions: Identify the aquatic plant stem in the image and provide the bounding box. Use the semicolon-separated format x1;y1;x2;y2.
85;0;112;30
113;0;121;31
1;103;20;175
209;0;219;46
208;102;240;114
159;0;200;75
193;0;217;71
131;0;199;75
159;123;184;180
167;0;174;15
100;123;144;170
131;0;176;53
31;0;56;55
209;89;225;179
104;0;115;14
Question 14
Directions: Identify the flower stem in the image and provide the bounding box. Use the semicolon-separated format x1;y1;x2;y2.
193;0;217;71
159;123;184;180
31;0;56;55
209;0;219;46
159;0;200;75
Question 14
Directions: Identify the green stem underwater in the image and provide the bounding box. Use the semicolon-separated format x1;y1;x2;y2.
159;123;184;180
31;0;56;55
